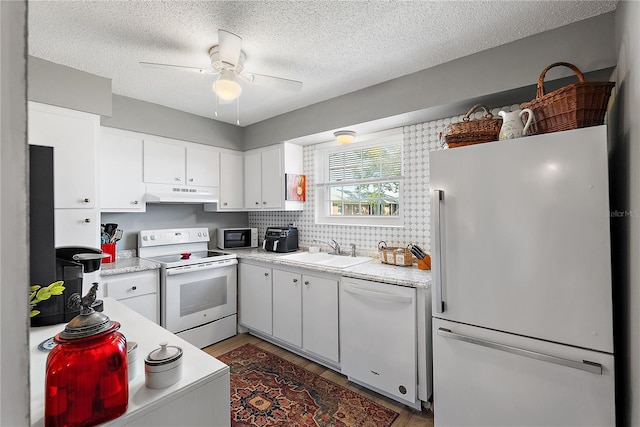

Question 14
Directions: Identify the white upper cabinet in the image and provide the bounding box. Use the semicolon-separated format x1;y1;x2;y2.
28;102;100;248
260;146;283;208
99;128;145;212
218;151;244;210
244;151;264;209
186;145;220;188
143;138;220;188
143;139;186;185
243;143;303;211
28;102;98;209
54;209;100;248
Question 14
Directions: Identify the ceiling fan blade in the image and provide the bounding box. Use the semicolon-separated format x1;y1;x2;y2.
242;73;303;91
140;61;216;75
218;29;242;67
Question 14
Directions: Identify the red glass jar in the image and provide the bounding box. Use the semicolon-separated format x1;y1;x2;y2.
45;284;128;427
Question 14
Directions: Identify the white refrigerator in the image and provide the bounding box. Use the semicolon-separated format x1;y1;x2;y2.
429;126;615;426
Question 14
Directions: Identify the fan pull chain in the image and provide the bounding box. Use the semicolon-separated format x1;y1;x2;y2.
214;95;219;117
236;97;240;126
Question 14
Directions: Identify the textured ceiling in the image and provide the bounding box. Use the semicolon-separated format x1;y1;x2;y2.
28;1;617;126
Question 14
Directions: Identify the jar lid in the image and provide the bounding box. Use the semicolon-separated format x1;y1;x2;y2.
146;342;183;366
59;283;115;340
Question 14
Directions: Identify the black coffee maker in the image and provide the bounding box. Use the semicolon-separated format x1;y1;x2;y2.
31;247;105;327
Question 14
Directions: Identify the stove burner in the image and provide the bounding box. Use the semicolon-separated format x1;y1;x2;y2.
180;252;191;259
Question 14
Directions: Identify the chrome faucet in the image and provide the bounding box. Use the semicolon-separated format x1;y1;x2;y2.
350;243;356;257
314;239;341;255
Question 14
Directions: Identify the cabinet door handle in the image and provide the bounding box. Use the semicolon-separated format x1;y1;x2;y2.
264;272;269;277
175;177;181;181
189;178;194;182
84;218;91;223
132;200;139;205
223;202;228;206
255;201;260;205
83;198;91;203
131;286;137;291
304;281;310;286
292;278;298;283
263;201;267;204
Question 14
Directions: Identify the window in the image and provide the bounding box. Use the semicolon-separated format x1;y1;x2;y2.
315;128;404;226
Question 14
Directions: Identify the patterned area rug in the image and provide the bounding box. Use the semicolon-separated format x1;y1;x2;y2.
218;344;399;427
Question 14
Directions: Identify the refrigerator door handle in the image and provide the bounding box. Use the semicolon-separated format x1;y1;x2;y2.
432;189;445;313
437;328;603;375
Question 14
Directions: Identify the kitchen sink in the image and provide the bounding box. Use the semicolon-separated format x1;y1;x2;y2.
280;252;372;269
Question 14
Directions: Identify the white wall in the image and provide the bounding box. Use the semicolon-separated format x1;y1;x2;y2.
101;205;248;250
0;1;29;425
244;12;616;150
28;56;113;116
611;2;640;425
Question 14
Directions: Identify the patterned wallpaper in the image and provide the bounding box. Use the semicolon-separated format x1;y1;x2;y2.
249;104;521;255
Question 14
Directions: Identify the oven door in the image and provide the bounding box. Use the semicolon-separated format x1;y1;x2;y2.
162;259;237;333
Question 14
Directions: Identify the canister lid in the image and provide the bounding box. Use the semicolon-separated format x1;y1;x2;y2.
146;342;183;366
58;283;115;340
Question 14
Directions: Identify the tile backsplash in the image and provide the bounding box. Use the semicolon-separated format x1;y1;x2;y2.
249;104;521;255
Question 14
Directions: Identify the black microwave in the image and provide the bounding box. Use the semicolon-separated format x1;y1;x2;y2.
216;228;258;249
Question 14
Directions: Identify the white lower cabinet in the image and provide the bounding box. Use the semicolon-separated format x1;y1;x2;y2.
272;269;302;347
340;277;418;408
302;274;339;363
102;270;160;324
240;261;339;365
238;263;273;335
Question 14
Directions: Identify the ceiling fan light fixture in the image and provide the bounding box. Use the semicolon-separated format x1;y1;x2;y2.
334;130;356;145
213;70;242;101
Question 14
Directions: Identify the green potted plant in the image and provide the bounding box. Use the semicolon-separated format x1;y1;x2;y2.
30;281;65;317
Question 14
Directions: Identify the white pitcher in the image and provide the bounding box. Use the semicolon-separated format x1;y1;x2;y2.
498;109;533;140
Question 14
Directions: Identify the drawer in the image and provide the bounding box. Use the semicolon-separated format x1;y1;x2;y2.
103;270;158;300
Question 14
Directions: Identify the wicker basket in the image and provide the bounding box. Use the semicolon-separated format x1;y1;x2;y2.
521;62;615;135
378;242;413;267
445;104;502;148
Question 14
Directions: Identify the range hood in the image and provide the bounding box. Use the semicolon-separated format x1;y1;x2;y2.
145;183;219;204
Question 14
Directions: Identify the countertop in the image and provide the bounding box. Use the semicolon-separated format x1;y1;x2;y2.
29;298;229;426
98;248;431;289
100;253;161;277
227;248;431;289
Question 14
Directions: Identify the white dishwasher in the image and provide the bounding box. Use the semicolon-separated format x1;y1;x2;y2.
340;277;419;408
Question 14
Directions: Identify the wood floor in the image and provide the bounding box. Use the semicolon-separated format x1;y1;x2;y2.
203;333;434;427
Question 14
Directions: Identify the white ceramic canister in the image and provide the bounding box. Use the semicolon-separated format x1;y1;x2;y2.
127;341;139;381
144;341;183;389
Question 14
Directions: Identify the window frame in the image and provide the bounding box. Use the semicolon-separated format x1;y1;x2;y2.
314;128;404;227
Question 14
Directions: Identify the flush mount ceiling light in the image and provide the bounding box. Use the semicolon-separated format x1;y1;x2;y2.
334;130;356;145
213;69;242;101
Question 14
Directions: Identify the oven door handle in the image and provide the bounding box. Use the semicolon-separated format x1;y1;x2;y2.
166;259;238;276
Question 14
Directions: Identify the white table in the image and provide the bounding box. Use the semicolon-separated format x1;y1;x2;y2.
30;298;230;426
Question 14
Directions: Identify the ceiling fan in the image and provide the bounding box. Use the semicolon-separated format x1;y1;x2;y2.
140;29;303;102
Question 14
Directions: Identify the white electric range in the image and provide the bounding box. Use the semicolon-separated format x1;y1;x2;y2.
138;227;237;348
